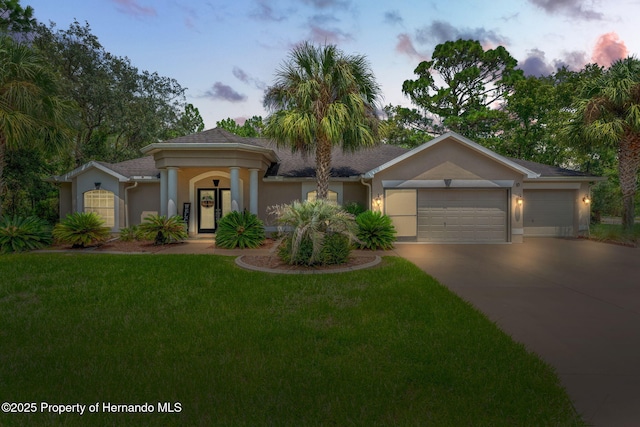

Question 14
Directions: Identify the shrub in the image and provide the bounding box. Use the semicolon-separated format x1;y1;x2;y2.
215;210;265;249
139;214;188;245
119;225;144;242
342;201;366;216
277;232;351;265
0;215;52;253
270;199;358;266
53;212;111;248
356;210;397;250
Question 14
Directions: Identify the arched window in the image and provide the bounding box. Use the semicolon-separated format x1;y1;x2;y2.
306;190;338;205
84;189;115;227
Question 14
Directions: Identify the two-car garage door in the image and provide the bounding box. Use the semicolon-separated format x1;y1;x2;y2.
417;189;508;242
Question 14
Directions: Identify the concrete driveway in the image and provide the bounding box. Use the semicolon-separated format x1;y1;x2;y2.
391;238;640;427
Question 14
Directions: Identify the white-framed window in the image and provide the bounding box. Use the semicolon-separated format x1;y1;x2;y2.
84;189;115;227
306;190;338;205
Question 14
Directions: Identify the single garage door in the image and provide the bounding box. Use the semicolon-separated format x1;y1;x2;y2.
417;189;508;242
524;190;575;236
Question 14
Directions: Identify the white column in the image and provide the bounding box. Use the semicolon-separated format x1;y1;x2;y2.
230;167;240;212
160;169;168;216
249;168;259;215
167;167;178;217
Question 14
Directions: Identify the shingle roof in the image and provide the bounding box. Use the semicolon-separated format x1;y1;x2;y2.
98;157;159;178
100;128;597;180
162;127;265;147
508;158;594;178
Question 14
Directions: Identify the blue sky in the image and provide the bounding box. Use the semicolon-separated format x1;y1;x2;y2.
25;0;638;129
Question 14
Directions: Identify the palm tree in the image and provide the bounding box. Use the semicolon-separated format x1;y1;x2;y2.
263;42;381;200
567;57;640;230
0;36;72;214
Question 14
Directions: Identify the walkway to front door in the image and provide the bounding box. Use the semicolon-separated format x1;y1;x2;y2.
197;188;231;233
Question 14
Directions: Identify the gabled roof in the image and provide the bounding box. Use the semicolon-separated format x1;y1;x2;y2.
363;131;540;179
52;128;601;182
51;160;131;183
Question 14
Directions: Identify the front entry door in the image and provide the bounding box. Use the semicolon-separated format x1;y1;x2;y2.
198;188;231;233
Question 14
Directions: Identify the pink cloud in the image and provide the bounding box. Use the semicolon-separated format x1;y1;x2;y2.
395;33;428;62
111;0;157;18
591;32;628;67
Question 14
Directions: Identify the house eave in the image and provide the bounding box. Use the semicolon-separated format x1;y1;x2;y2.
141;142;280;163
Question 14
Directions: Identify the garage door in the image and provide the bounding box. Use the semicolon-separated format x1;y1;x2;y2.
417;189;508;242
524;190;575;236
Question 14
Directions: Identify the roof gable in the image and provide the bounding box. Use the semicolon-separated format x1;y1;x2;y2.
363;131;539;179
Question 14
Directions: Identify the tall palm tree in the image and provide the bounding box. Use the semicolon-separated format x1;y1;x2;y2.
567;57;640;230
0;36;72;214
263;42;381;200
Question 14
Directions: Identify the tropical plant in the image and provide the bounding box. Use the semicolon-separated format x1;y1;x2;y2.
119;225;144;242
565;57;640;230
215;210;265;249
138;214;187;245
263;42;381;200
270;199;358;266
0;35;73;215
53;212;111;248
0;215;52;253
356;210;397;250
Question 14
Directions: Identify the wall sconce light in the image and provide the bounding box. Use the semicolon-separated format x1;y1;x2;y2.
583;195;591;204
94;182;101;190
516;197;523;206
374;195;382;207
212;179;220;187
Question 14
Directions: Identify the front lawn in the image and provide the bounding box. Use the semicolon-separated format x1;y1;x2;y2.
0;254;583;426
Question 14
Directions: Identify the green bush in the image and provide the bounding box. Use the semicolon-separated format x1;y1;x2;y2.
270;199;358;266
215;210;265;249
138;214;188;245
0;215;52;253
356;210;397;250
342;201;366;216
53;212;111;248
119;225;144;242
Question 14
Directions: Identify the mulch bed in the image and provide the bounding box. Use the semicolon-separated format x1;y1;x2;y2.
238;254;378;272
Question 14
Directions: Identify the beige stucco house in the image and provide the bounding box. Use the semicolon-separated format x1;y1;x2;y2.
52;128;601;243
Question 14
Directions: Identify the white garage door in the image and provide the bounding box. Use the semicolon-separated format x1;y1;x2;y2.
417;189;508;242
524;190;575;236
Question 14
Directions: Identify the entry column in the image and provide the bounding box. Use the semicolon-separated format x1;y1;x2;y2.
159;169;167;216
249;168;259;215
167;167;178;217
229;167;240;212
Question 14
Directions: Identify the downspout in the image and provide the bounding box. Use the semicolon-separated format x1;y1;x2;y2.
124;182;138;228
360;177;372;211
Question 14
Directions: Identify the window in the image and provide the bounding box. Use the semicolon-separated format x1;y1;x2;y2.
306;190;338;205
84;189;115;227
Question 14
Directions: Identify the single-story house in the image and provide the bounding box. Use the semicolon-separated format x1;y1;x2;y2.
51;128;602;243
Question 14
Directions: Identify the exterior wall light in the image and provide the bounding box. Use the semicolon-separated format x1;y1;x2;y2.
94;182;101;190
583;196;591;204
374;195;382;207
516;197;523;206
212;179;220;187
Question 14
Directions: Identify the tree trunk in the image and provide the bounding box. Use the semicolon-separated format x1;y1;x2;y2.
618;132;640;230
315;138;332;200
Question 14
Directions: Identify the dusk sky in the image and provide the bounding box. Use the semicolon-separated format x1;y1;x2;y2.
25;0;638;129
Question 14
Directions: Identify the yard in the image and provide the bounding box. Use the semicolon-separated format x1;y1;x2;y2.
0;253;583;426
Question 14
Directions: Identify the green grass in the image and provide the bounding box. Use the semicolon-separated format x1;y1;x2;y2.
0;254;583;426
590;222;640;245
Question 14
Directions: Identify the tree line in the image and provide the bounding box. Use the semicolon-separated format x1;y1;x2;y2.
0;0;204;220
